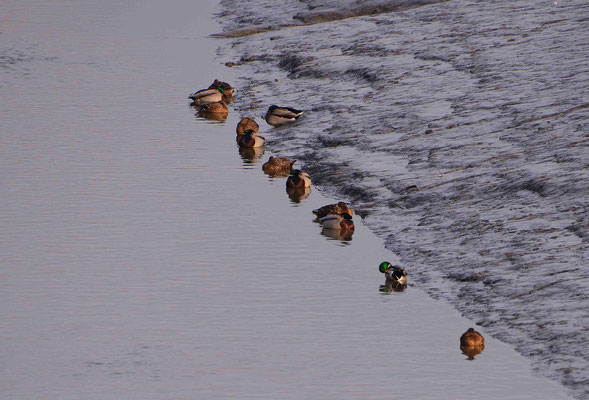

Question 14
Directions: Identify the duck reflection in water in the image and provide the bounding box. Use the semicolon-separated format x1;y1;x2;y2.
286;186;311;203
379;279;407;293
195;101;228;121
378;261;408;293
320;227;354;242
239;146;265;164
460;328;485;360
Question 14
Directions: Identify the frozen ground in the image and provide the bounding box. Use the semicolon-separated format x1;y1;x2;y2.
215;0;589;397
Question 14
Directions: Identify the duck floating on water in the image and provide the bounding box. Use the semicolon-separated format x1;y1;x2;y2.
265;105;304;126
378;262;407;285
208;79;234;96
460;328;485;359
312;202;353;219
262;156;296;177
236;117;259;136
189;87;227;106
237;129;265;148
460;328;485;347
286;169;311;188
320;213;355;231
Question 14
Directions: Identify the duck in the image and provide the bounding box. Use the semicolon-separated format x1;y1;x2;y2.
312;202;354;219
189;87;227;105
237;129;265;148
320;213;355;230
286;169;311;188
208;79;234;96
262;156;296;176
236;117;259;136
265;105;304;126
378;262;408;284
460;328;485;347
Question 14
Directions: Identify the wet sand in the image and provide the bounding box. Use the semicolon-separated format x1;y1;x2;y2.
0;0;575;398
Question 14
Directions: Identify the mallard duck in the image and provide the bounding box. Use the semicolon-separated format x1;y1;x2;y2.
460;328;485;347
236;117;259;135
312;202;354;219
265;105;304;126
286;169;311;188
262;156;296;176
378;262;407;284
208;79;234;96
320;213;354;230
189;87;227;105
237;129;265;148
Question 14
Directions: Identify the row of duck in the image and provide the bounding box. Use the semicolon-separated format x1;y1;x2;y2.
189;79;486;359
189;79;354;231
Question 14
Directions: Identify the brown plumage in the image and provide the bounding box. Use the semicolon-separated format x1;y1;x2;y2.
312;202;353;219
236;117;259;136
262;156;296;177
460;328;485;347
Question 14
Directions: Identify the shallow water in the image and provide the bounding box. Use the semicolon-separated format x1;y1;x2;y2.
0;1;577;399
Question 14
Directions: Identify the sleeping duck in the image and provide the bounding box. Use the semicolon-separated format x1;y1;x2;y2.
312;202;353;219
265;105;304;126
189;87;227;105
262;156;296;177
208;79;234;96
236;117;259;136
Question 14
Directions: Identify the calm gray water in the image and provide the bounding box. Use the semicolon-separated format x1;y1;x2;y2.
0;0;576;399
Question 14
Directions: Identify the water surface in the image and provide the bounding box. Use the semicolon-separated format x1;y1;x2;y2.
0;1;576;399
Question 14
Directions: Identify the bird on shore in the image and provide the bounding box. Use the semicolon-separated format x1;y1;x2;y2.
237;129;265;148
320;213;355;231
262;156;296;177
265;105;303;126
378;262;407;285
460;328;485;347
286;169;311;188
189;86;227;105
236;117;259;136
312;202;354;219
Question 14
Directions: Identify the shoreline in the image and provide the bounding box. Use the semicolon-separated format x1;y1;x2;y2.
214;0;589;397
